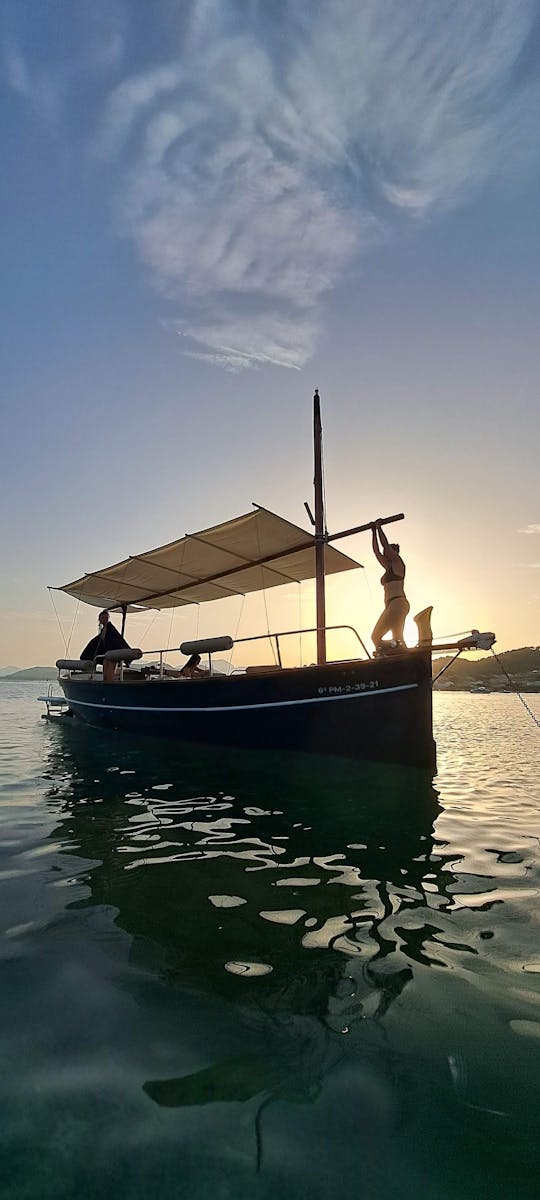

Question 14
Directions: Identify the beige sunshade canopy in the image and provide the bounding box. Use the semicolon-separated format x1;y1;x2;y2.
57;507;362;612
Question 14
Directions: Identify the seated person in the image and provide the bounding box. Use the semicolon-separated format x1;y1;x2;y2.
180;653;208;678
80;610;130;682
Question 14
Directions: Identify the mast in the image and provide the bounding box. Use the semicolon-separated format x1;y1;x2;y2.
313;388;326;665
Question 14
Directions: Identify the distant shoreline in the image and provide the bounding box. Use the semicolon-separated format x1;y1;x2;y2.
433;685;540;694
0;669;56;682
2;645;539;692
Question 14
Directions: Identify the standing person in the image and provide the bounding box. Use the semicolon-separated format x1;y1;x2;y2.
371;522;410;653
80;610;130;681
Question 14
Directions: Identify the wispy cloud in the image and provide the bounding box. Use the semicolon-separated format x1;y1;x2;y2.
2;1;126;132
519;524;540;535
3;39;65;129
9;0;540;369
92;0;540;369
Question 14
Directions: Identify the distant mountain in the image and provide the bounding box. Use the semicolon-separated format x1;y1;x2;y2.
0;667;57;681
433;646;540;691
0;660;235;681
134;659;233;674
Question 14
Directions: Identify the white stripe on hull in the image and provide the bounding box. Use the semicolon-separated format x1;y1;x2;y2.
65;681;418;715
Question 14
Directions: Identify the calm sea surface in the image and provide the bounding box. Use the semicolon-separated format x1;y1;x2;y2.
1;684;539;1199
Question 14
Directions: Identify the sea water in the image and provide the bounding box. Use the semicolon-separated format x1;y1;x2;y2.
0;683;539;1200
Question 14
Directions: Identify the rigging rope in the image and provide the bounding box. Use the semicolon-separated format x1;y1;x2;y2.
233;594;245;642
489;648;540;731
139;607;159;647
320;428;328;537
227;594;245;673
168;534;189;654
66;592;84;657
158;533;190;660
261;576;278;664
255;515;277;665
362;567;373;603
165;606;176;655
434;629;473;641
48;588;68;655
66;592;83;655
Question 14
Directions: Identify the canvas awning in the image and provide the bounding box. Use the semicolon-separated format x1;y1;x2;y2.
57;506;362;612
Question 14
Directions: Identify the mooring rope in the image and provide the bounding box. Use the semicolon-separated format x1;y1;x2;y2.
490;648;540;731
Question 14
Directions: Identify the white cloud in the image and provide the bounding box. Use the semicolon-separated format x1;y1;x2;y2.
178;309;319;371
519;524;540;535
2;40;65;129
3;43;30;96
2;2;126;132
95;0;540;368
20;0;540;368
93;62;185;159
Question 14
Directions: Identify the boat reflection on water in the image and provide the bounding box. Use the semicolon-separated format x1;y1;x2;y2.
43;722;446;1159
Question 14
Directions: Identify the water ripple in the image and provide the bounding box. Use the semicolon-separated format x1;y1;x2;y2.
1;685;539;1197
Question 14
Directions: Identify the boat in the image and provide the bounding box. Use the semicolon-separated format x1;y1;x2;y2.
47;391;494;768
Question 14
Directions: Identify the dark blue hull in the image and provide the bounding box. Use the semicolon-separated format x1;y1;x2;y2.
61;649;435;768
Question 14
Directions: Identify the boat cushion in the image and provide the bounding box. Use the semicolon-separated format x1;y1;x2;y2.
56;659;95;672
103;648;143;664
180;636;233;655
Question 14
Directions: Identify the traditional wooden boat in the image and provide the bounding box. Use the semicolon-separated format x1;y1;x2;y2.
49;392;494;767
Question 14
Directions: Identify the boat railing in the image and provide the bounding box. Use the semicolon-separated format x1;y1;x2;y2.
232;625;371;668
136;623;370;677
56;624;371;681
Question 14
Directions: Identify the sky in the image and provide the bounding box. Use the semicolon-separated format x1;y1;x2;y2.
1;0;539;668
